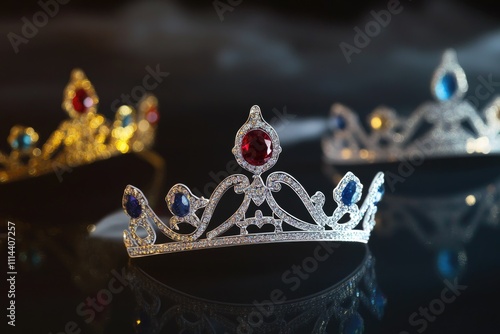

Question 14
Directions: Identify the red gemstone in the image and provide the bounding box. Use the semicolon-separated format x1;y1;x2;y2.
145;106;159;124
241;129;273;166
72;89;92;113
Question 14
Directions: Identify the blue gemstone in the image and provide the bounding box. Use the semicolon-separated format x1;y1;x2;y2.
343;312;364;334
437;249;462;279
122;114;132;127
375;184;385;205
435;72;457;101
341;180;358;206
12;134;32;150
171;193;190;217
328;115;347;131
126;195;142;218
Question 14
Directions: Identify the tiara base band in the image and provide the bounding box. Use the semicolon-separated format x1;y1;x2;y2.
126;231;370;257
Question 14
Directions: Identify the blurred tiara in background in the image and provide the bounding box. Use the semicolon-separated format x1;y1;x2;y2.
123;106;384;257
0;69;159;183
323;49;500;164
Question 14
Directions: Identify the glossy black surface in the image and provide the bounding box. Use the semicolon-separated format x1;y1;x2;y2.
1;1;500;333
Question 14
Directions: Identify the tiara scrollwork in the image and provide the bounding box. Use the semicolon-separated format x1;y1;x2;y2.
123;106;384;257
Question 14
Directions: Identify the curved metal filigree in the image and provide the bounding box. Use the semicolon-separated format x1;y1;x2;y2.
123;106;384;257
323;49;500;164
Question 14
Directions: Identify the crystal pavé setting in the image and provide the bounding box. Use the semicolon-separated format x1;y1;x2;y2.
323;49;500;164
123;106;384;257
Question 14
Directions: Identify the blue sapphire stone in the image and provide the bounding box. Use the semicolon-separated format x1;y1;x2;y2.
329;115;347;131
341;180;358;206
125;195;142;218
122;114;133;127
375;184;385;205
343;312;364;334
171;193;190;217
435;72;457;101
12;134;32;150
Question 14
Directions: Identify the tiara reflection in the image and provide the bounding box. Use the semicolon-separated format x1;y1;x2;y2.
376;174;500;280
127;247;385;334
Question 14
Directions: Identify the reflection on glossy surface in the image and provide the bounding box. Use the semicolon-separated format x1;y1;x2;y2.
127;247;385;334
377;172;500;280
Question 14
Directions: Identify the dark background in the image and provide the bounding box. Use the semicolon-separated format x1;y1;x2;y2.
1;0;500;333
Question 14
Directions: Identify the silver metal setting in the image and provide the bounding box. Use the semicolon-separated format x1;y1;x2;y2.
323;49;500;164
123;105;384;257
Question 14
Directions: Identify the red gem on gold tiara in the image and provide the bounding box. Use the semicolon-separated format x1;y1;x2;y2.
72;88;93;113
145;106;159;124
241;129;273;166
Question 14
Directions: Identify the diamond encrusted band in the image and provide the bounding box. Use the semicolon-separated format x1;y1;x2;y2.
123;106;384;257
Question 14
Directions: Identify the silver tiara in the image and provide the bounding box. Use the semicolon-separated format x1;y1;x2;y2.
122;106;384;257
323;49;500;164
127;249;385;333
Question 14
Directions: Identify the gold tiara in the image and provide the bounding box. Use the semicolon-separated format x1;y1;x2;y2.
0;69;159;183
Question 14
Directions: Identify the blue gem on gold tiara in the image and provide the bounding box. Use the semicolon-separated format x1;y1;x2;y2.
122;105;384;257
12;133;32;150
121;114;133;127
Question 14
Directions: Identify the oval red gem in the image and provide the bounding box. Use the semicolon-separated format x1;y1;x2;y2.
146;106;160;124
72;89;92;113
241;129;273;166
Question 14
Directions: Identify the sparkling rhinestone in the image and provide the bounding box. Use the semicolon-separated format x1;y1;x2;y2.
171;193;190;217
125;195;142;218
241;129;273;166
435;72;457;101
72;88;93;113
341;180;358;206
